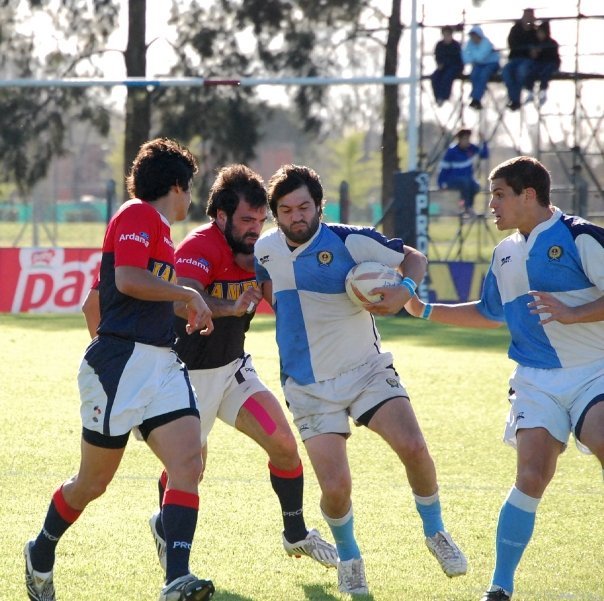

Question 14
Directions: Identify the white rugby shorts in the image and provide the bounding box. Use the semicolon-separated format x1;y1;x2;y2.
505;357;604;454
78;336;198;439
188;353;269;445
283;352;408;441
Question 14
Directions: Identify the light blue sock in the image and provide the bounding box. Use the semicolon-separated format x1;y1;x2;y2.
414;491;444;537
322;504;361;561
491;487;540;594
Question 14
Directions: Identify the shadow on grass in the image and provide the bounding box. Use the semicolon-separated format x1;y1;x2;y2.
376;315;510;352
0;313;86;332
303;583;375;600
251;314;510;353
211;590;255;601
0;312;510;353
209;583;368;600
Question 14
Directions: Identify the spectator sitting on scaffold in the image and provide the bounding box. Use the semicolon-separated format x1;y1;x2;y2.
430;25;464;107
437;128;489;217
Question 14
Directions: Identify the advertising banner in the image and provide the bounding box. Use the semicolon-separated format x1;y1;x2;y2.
0;248;100;313
0;247;275;314
0;248;489;313
392;170;430;301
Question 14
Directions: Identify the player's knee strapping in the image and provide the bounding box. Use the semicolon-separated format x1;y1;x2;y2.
242;396;277;435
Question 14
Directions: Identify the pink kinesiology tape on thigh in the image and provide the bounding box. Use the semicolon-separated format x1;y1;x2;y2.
243;396;277;435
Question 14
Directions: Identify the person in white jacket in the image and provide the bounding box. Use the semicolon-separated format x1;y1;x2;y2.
462;25;500;110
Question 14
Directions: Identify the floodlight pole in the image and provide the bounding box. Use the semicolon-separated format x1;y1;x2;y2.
407;0;419;172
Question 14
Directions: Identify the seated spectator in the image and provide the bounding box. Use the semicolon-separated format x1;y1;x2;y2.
462;25;500;110
501;8;539;111
437;128;489;215
524;20;561;106
431;25;464;106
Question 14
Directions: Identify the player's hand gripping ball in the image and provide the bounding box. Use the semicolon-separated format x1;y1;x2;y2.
345;261;402;307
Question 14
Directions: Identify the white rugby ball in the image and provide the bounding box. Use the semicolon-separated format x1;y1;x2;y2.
345;261;402;307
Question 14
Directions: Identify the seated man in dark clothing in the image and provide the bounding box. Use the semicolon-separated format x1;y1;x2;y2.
430;25;464;106
524;20;561;106
502;8;539;110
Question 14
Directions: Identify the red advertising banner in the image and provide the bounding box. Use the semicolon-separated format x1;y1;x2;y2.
0;248;486;314
0;247;274;314
0;248;100;313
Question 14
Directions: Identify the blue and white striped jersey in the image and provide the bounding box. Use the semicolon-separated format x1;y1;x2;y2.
478;208;604;368
254;223;406;385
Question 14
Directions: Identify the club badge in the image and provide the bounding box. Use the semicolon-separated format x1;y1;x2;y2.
317;250;333;265
547;245;563;261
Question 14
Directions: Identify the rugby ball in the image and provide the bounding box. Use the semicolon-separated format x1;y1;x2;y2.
345;262;402;307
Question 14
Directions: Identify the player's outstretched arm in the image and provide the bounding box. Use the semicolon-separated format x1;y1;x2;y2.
405;295;502;329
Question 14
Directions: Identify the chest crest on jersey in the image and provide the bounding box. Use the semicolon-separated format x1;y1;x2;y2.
547;245;563;261
316;250;333;266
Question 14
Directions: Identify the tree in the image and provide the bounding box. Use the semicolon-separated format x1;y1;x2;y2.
0;0;408;222
381;0;403;237
0;1;115;199
147;0;380;210
155;86;264;215
0;1;155;203
322;131;381;219
123;0;150;196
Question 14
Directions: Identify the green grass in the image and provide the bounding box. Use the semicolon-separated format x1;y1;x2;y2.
1;314;602;600
0;216;507;262
0;220;199;249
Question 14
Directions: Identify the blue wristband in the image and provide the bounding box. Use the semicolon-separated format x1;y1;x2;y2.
401;277;417;296
421;303;433;320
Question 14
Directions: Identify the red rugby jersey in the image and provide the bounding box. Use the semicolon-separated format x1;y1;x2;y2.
174;222;257;369
97;199;177;347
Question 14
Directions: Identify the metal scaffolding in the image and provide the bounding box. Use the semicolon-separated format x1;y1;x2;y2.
417;5;604;235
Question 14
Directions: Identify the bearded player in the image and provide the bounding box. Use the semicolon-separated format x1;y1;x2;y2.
147;164;338;573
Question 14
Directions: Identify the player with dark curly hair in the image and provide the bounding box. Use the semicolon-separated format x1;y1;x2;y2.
25;138;215;601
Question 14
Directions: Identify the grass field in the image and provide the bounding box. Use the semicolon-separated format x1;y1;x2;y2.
1;314;602;601
0;215;508;263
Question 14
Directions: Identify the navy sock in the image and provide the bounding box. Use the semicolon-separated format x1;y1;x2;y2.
31;485;81;572
162;488;199;584
269;461;308;543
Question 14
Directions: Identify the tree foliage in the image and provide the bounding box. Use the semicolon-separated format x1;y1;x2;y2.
0;0;406;216
0;1;115;197
156;0;374;144
323;131;381;212
153;0;394;209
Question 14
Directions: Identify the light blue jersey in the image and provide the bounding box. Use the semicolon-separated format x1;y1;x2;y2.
254;223;406;385
478;208;604;368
